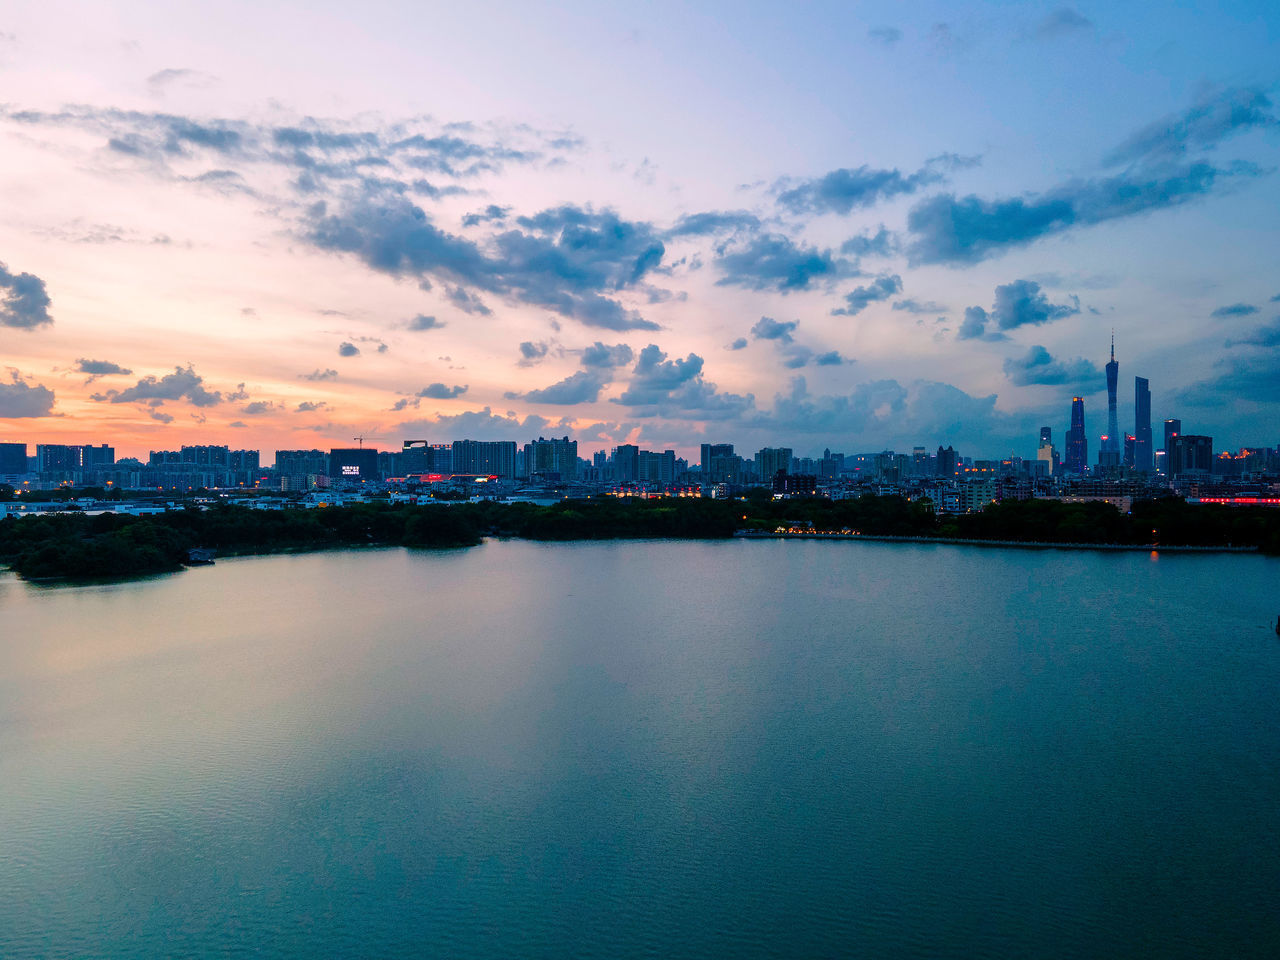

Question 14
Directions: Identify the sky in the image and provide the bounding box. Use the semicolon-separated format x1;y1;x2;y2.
1;0;1278;462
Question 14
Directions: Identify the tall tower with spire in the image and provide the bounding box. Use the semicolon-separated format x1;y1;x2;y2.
1099;332;1121;467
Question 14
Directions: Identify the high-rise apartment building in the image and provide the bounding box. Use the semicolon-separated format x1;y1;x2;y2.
1161;419;1181;474
523;437;578;480
756;447;792;479
451;440;516;478
0;442;28;475
1169;435;1213;477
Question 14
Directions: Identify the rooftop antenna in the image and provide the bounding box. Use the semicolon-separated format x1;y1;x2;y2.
1111;329;1115;362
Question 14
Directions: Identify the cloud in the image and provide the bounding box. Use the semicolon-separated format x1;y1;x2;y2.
93;364;221;407
751;316;798;343
295;401;327;412
146;68;219;96
892;298;948;314
1104;86;1277;167
868;26;902;45
225;382;249;401
832;274;903;316
229;421;248;428
396;406;551;442
241;400;277;415
150;410;175;424
519;370;608;405
446;286;492;316
307;196;663;330
815;351;850;366
908;87;1275;266
665;210;761;238
1210;303;1258;318
775;156;975;216
407;314;445;330
0;261;53;329
840;226;896;257
612;344;754;419
728;337;748;351
1225;318;1280;348
518;340;550;366
958;280;1079;339
714;234;852;292
1179;348;1280;407
1036;8;1094;39
580;341;634;369
301;368;338;381
75;358;132;379
338;341;360;357
1002;345;1102;385
0;371;56;417
461;204;510;227
417;382;468;399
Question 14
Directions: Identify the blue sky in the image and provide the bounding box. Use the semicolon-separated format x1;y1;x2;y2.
1;1;1277;458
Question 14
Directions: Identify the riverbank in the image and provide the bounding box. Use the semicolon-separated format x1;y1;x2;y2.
734;531;1260;552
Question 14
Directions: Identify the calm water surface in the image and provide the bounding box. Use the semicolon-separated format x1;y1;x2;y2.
1;540;1278;958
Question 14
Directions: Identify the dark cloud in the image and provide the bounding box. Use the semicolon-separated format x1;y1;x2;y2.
518;341;550;366
0;261;53;329
775;155;977;216
814;351;850;366
295;401;327;412
519;370;608;405
1210;303;1258;318
446;286;492;316
1179;348;1280;407
417;382;468;399
665;210;761;238
728;337;748;351
338;342;360;357
150;410;175;424
840;226;896;257
1104;86;1277;167
892;298;948;314
75;358;132;377
301;368;338;381
612;344;753;419
1002;345;1102;386
958;280;1078;339
1225;319;1280;348
225;382;249;402
868;26;902;45
751;317;798;343
909;87;1274;266
0;371;55;417
307;196;662;330
714;234;852;292
832;274;903;316
580;341;634;369
407;314;444;331
241;400;278;415
1036;8;1094;38
93;364;221;407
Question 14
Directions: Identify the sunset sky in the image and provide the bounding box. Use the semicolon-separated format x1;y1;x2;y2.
2;1;1278;461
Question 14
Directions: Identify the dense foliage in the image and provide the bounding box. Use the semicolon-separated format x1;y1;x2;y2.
1;494;1277;581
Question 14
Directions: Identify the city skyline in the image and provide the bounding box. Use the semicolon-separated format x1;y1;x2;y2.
3;2;1280;461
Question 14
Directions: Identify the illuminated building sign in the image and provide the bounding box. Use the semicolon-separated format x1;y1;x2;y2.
342;465;360;476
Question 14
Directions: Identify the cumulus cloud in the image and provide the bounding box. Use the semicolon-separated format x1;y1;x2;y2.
295;400;327;412
92;364;221;407
461;204;510;227
1002;345;1102;386
775;155;976;217
0;371;56;417
612;344;753;419
407;314;445;330
840;226;896;257
241;400;277;415
815;351;850;365
751;316;798;343
518;340;551;366
958;280;1079;338
338;341;360;357
665;210;762;238
832;274;903;316
307;196;663;330
0;261;53;329
1104;86;1277;167
518;370;608;405
301;368;338;381
892;298;948;314
714;234;852;292
580;341;634;369
1225;318;1280;348
728;337;748;350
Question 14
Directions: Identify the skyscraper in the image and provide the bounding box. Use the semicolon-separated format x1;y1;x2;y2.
1134;376;1153;472
1162;419;1181;475
1066;397;1088;474
1098;334;1121;468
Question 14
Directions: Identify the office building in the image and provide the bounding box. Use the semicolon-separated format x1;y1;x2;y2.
0;442;29;475
1066;397;1088;474
1162;419;1181;474
1169;435;1213;478
1134;377;1153;472
328;447;379;480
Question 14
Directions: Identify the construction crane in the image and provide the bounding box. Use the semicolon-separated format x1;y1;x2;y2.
353;435;384;449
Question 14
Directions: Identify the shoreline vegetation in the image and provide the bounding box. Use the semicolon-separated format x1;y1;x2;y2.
1;495;1277;582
